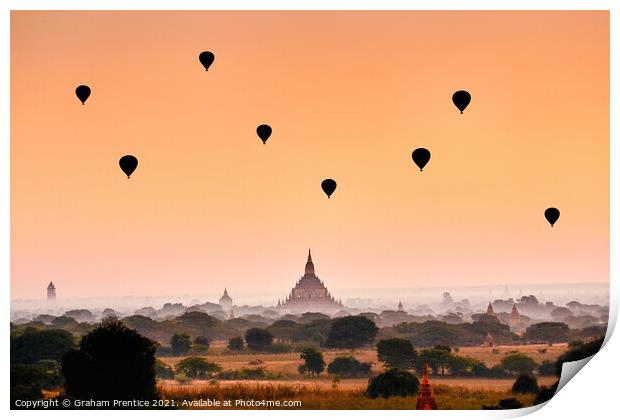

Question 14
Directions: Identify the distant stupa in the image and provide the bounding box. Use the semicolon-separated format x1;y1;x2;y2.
219;288;233;311
397;301;405;312
47;282;56;300
416;362;438;410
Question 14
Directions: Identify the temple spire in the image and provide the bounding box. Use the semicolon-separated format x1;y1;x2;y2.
304;248;315;275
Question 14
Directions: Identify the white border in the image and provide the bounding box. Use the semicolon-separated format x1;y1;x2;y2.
2;2;616;419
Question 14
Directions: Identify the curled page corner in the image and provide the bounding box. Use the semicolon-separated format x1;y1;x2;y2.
556;355;595;393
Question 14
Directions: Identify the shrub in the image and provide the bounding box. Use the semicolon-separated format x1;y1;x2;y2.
366;369;420;398
327;356;372;378
218;367;267;380
511;374;539;394
175;357;222;379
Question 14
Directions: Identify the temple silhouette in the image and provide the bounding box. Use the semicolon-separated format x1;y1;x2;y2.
276;250;344;314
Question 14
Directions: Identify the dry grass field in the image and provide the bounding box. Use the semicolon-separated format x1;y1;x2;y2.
160;343;568;380
157;381;538;410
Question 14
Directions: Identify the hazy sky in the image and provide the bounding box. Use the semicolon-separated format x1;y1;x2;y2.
11;11;609;300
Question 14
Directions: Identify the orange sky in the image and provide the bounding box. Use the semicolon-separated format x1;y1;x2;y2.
10;11;609;300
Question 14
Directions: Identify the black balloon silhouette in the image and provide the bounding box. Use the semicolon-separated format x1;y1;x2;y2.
544;207;560;227
199;51;215;71
321;179;337;198
256;124;272;144
75;85;91;105
452;90;471;114
119;155;138;179
411;148;431;171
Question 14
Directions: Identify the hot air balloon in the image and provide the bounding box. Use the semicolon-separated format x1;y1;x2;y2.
411;148;431;171
119;155;138;179
75;85;91;105
321;179;337;198
452;90;471;114
256;124;272;144
199;51;215;71
544;207;560;227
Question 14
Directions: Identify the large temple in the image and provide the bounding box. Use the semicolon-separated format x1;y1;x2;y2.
276;250;344;314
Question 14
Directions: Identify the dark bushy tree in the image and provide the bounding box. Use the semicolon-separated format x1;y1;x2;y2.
245;328;274;351
511;374;539;394
324;316;378;349
155;359;175;379
61;319;158;401
170;333;191;355
367;369;420;398
228;336;245;351
11;328;75;364
499;353;538;375
298;347;326;377
11;360;63;408
327;356;372;378
377;338;417;369
175;357;222;379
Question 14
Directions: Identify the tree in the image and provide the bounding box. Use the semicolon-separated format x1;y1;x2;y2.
417;347;452;375
327;356;372;378
11;328;76;364
324;316;378;349
228;336;245;351
523;322;570;343
192;336;210;353
499;353;538;375
367;369;420;398
155;359;175;379
512;374;539;394
175;357;222;379
298;347;326;377
61;319;158;401
245;328;273;352
170;333;191;355
194;336;210;347
377;338;417;369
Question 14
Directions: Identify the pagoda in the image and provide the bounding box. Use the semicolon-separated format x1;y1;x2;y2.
486;302;495;316
509;303;520;326
219;288;233;311
277;249;344;314
416;362;437;410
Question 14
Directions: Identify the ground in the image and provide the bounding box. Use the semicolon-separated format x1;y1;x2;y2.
160;343;567;384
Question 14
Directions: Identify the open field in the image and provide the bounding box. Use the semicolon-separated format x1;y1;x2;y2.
160;343;569;379
157;382;538;410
